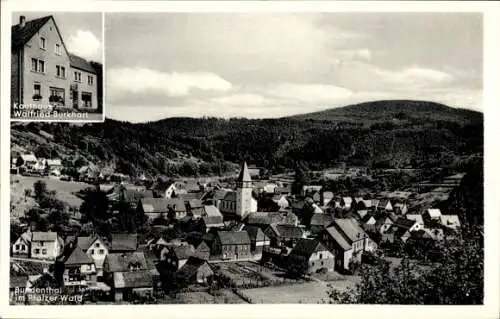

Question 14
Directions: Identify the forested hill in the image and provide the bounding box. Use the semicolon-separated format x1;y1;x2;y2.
11;100;483;177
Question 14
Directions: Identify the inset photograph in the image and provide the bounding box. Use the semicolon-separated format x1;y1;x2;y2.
11;12;104;122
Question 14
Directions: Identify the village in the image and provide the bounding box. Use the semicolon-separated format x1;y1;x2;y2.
9;150;466;305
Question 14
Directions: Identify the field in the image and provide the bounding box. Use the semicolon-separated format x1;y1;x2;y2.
237;282;339;304
166;290;247;304
10;175;92;220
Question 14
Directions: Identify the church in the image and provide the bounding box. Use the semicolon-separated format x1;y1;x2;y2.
218;162;258;219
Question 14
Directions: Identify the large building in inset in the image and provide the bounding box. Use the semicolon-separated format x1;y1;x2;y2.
11;15;100;110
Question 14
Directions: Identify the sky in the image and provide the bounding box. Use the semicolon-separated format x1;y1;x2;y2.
12;12;103;62
105;13;482;122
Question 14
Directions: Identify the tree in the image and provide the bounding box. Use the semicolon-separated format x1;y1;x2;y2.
285;255;309;279
33;180;47;201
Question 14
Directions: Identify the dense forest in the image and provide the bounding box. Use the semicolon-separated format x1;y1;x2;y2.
11;100;483;177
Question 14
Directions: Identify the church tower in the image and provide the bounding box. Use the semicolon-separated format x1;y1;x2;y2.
236;162;253;218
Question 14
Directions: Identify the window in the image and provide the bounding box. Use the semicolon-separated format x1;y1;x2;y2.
319;253;323;259
40;242;45;247
55;43;61;55
56;65;66;78
34;249;40;254
90;249;94;255
31;58;45;73
74;71;82;82
88;75;94;85
33;83;41;100
99;249;104;254
15;245;20;250
40;37;46;49
42;249;47;255
95;243;100;248
81;92;92;107
21;245;26;251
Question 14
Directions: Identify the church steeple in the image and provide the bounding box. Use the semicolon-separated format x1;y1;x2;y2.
237;161;252;183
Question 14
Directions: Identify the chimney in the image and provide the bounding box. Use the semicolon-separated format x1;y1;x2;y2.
19;16;26;28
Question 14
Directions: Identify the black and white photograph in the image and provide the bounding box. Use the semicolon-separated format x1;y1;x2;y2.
10;12;104;122
2;2;499;318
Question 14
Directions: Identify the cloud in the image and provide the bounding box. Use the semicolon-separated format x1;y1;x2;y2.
263;83;353;105
375;67;455;88
67;30;101;60
337;48;372;61
107;68;233;98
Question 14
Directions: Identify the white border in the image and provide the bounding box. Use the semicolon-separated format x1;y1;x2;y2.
1;1;499;319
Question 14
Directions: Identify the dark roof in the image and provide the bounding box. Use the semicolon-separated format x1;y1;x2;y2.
244;226;268;241
11;16;52;51
110;233;137;252
114;270;153;289
105;252;148;272
177;192;203;201
65;247;93;266
170;245;196;260
140;198;186;213
393;217;417;230
217;231;251;245
310;213;334;226
325;226;352;251
176;257;213;282
32;232;58;242
246;212;282;225
290;239;327;257
332;218;368;243
69;53;96;73
275;224;305;239
76;236;97;251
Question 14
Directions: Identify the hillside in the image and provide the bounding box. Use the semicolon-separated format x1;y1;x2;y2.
288;100;483;126
10;100;483;178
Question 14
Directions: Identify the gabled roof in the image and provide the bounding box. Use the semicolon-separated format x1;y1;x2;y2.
140;198;186;213
65;247;93;266
216;231;251;245
222;191;236;202
170;245;195;260
11;16;52;51
379;199;391;208
110;233;137;252
20;154;37;162
393;217;417;230
290;238;327;257
114;270;153;289
323;191;334;200
32;232;58;242
310;213;334;227
274;224;305;239
332;218;368;243
426;208;442;218
238;162;252;182
325;226;352;250
105;252;148;272
69;53;97;73
440;215;461;228
244;226;269;241
406;214;424;225
176;257;213;281
77;235;108;251
246;211;282;225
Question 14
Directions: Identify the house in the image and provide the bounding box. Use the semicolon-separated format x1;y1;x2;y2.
272;194;290;209
107;184;154;207
381;226;412;245
263;183;279;194
211;231;252;260
245;212;283;229
200;205;224;230
76;235;108;277
309;213;334;235
376;216;395;234
244;226;270;257
378;199;393;211
194;241;211;260
109;233;138;253
151;180;177;198
321;218;376;272
393;203;408;215
264;224;305;248
405;214;425;228
11;15;98;110
161;245;196;271
62;246;97;289
423;208;442;221
439;215;461;231
137;198;188;220
30;231;63;260
12;230;31;257
102;252;156;302
340;197;353;210
393;217;422;233
17;154;38;170
279;211;300;227
322;191;334;207
288;238;335;274
302;185;322;197
176;257;214;285
46;159;62;170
